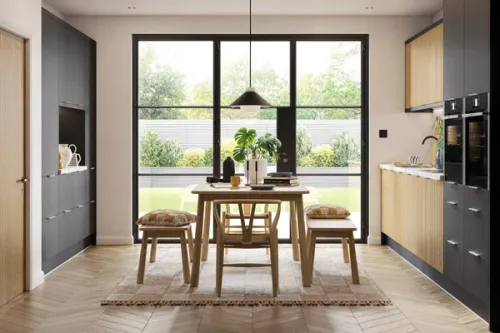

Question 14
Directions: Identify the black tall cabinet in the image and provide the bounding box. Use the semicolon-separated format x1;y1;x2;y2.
42;9;97;273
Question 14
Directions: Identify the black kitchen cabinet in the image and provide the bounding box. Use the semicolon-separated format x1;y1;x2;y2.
58;174;75;212
42;176;59;219
444;240;464;287
74;170;90;205
444;182;464;244
59;25;88;109
42;216;59;268
444;0;465;100
464;0;490;95
464;252;490;304
463;187;490;258
42;12;61;176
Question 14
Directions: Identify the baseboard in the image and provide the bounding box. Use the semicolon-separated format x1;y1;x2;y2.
97;235;134;245
383;233;489;324
29;270;45;290
367;234;381;245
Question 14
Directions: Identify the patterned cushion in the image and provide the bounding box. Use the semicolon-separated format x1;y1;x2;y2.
136;209;197;226
305;204;350;219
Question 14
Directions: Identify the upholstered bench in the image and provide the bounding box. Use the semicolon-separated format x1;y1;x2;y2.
305;204;359;284
135;209;196;284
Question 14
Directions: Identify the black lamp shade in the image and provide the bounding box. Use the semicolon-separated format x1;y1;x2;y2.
229;87;271;108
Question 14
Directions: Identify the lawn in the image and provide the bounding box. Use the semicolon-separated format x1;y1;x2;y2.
138;187;360;214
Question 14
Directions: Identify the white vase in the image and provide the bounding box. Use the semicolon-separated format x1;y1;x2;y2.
245;158;267;184
59;144;77;168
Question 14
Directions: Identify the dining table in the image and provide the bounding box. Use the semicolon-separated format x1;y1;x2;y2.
190;183;311;287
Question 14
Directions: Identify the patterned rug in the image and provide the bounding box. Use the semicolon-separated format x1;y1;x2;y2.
101;245;391;306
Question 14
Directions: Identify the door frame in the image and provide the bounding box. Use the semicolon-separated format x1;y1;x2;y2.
0;26;31;294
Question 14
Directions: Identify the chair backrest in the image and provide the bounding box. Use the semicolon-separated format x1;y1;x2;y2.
213;199;281;244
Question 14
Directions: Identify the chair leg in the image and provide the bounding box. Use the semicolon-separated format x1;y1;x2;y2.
270;231;279;297
150;237;158;263
348;233;360;284
307;231;317;281
180;232;191;284
224;212;229;255
137;231;148;284
216;234;224;297
266;211;271;256
342;238;350;263
187;226;195;263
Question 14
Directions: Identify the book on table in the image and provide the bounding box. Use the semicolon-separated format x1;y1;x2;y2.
263;176;299;186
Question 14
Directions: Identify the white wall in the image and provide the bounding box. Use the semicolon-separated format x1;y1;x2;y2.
0;0;44;289
42;1;65;20
67;14;434;245
433;9;444;23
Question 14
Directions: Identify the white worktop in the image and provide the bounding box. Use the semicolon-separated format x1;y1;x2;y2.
380;164;444;181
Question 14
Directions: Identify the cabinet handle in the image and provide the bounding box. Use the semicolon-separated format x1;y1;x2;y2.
468;186;480;190
447;240;458;246
48;174;56;178
468;250;481;257
446;181;457;185
468;207;480;213
447;201;458;205
90;167;96;170
47;216;56;220
91;200;96;203
78;204;84;208
64;209;71;213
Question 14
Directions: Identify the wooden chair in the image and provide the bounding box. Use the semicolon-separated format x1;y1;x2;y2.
213;199;282;297
306;219;359;284
137;225;194;284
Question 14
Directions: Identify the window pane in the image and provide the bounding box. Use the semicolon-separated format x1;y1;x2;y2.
220;108;277;175
300;176;361;239
296;109;361;174
297;41;361;106
221;42;290;106
138;41;213;107
138;108;213;171
138;176;212;240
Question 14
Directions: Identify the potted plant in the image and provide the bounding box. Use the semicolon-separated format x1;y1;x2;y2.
232;127;282;184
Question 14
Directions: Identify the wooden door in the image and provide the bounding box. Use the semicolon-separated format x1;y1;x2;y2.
0;29;26;307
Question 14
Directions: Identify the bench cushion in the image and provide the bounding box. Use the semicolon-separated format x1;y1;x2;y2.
305;204;350;219
136;209;196;226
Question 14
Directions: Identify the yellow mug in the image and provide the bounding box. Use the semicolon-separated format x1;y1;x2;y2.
230;176;241;187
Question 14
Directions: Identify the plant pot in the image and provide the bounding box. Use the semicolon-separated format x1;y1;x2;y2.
245;158;267;184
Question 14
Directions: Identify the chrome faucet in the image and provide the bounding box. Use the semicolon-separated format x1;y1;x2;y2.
421;135;438;145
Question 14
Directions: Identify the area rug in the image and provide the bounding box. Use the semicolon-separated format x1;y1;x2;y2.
101;245;391;306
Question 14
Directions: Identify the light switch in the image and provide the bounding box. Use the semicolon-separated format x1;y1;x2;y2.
379;129;388;138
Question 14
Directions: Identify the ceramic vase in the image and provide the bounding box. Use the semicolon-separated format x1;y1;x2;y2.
245;158;267;184
59;144;77;168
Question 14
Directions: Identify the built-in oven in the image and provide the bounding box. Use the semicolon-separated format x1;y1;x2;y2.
444;116;463;184
464;95;489;189
444;97;463;116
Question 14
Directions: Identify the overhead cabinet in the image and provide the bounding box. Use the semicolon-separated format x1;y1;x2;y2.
405;22;444;111
444;0;490;99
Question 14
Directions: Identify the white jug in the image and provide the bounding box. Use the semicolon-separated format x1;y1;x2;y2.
59;144;77;168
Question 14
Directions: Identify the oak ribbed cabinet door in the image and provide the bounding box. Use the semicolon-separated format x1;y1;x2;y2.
0;29;26;307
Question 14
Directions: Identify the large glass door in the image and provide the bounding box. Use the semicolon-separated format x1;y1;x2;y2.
133;35;368;243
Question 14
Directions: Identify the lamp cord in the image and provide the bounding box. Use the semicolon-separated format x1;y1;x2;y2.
249;0;252;88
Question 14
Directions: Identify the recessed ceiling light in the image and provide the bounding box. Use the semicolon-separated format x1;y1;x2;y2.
128;6;136;10
365;6;374;10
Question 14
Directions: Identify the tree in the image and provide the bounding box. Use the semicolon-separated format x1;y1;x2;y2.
296;125;313;159
139;45;186;119
139;131;183;167
331;132;361;167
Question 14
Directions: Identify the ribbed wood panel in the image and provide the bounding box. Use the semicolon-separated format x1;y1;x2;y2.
381;170;444;273
0;29;25;307
406;23;444;108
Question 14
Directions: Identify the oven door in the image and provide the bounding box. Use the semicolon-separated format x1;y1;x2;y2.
444;117;463;184
465;114;488;189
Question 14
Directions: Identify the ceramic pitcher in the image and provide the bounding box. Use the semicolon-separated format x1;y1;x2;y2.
59;144;77;168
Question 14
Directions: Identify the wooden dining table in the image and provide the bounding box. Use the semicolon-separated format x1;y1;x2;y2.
190;183;311;287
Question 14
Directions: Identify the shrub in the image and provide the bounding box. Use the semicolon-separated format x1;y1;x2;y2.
310;145;336;167
296;125;313;160
176;148;206;167
331;132;360;167
204;147;213;166
162;138;183;167
203;140;238;167
297;155;316;167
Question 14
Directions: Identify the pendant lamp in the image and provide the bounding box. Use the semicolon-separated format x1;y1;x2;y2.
229;0;271;110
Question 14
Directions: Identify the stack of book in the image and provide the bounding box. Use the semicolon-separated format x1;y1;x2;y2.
263;175;299;186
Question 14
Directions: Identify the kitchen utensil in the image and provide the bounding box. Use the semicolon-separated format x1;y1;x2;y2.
408;156;419;166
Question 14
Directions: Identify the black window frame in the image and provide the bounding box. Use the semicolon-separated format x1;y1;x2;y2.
132;34;370;244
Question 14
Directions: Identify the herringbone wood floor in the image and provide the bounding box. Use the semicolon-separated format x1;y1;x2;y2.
0;245;489;333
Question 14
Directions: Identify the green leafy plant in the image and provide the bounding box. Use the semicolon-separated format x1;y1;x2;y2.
311;146;336;167
296;125;313;160
297;155;316;167
203;140;238;167
232;127;282;163
140;131;183;167
331;132;361;167
176;148;206;167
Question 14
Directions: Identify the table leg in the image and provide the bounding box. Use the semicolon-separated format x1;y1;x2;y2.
348;234;360;284
201;201;211;261
290;201;300;261
296;196;311;287
190;195;205;287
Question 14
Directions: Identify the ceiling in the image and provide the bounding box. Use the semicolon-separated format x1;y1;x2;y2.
44;0;443;16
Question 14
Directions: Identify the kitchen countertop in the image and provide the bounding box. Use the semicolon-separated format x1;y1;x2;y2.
380;164;444;181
